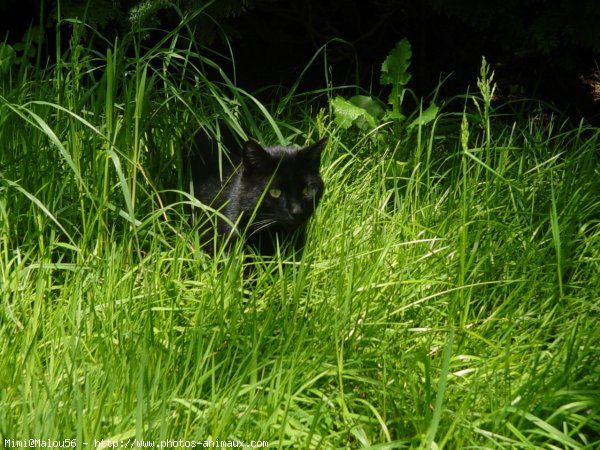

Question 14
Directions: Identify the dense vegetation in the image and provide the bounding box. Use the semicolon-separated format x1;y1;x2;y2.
1;17;599;450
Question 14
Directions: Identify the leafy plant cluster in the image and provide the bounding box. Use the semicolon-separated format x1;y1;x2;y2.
331;39;439;136
2;0;262;54
53;0;255;35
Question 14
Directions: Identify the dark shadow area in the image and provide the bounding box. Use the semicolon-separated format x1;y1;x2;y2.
2;0;599;122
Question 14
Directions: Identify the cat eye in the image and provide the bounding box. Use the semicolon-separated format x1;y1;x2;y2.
269;188;282;198
302;186;315;198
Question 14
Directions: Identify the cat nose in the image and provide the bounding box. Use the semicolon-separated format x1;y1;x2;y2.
290;202;303;217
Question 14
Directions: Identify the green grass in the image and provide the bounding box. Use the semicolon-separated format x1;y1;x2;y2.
1;20;599;450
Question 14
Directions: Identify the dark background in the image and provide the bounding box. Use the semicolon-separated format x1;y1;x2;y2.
2;0;599;121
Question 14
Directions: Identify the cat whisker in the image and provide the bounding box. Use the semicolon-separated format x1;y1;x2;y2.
248;219;277;236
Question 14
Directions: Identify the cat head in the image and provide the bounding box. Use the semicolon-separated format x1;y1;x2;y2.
239;138;326;231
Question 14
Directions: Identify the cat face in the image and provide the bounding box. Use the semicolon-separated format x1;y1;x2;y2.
239;139;326;231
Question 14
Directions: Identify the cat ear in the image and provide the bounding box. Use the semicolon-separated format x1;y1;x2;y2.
243;140;270;173
302;137;327;168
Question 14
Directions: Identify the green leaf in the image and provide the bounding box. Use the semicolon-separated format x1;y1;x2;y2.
383;110;406;122
349;95;385;120
409;103;439;129
380;39;412;112
380;38;412;87
0;43;16;77
331;96;378;130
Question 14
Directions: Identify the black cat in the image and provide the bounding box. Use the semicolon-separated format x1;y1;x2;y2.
192;132;326;255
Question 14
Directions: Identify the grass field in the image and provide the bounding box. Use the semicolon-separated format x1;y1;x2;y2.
1;22;599;449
